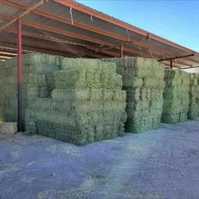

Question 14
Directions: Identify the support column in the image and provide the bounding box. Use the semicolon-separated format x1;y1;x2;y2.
120;44;124;57
17;19;24;132
170;59;173;69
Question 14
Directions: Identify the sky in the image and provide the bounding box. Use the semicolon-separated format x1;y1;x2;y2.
77;0;199;51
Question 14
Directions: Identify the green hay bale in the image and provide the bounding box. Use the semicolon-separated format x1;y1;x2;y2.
27;74;47;86
24;53;63;69
188;73;199;120
112;57;164;133
131;77;143;88
22;57;127;145
25;121;37;135
54;70;86;89
162;69;190;123
51;89;90;101
162;113;179;124
56;59;122;90
26;87;39;98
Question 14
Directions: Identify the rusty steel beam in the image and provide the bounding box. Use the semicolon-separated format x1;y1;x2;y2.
83;45;119;57
0;13;146;58
0;55;13;59
0;40;81;58
120;44;124;57
182;65;199;70
0;11;179;60
2;0;173;58
0;47;31;57
6;0;190;60
159;53;195;62
7;27;119;57
0;30;192;67
0;32;110;58
164;63;186;69
0;14;126;53
0;0;48;32
0;39;116;59
170;59;173;69
2;0;198;64
3;0;152;50
3;27;118;57
0;51;16;56
54;0;197;54
0;46;23;53
163;59;193;67
0;22;196;65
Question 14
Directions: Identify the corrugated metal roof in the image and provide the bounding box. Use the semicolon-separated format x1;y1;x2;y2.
0;0;198;69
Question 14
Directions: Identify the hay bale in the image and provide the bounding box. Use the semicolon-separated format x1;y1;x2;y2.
188;73;199;120
0;54;126;144
162;69;190;123
111;57;165;133
25;58;126;145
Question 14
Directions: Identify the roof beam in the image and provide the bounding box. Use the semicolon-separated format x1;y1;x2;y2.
1;14;150;58
3;0;151;50
1;27;193;67
1;0;198;66
162;59;193;67
0;1;196;64
0;46;30;55
0;51;16;56
9;0;194;58
0;53;15;58
0;0;48;32
181;65;199;70
159;54;195;62
5;26;119;57
2;0;175;58
0;32;110;58
0;55;11;59
0;41;81;58
0;14;128;53
54;0;196;54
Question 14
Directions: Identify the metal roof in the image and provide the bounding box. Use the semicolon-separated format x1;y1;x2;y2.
0;0;199;69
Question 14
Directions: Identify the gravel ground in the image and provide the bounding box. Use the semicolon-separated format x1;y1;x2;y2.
1;121;199;199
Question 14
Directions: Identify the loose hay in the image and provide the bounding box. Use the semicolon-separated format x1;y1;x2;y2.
0;122;17;135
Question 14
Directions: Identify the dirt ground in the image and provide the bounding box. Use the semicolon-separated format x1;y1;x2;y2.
1;121;199;199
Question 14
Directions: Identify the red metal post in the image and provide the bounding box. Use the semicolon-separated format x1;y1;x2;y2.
120;44;124;57
17;19;24;132
170;59;173;69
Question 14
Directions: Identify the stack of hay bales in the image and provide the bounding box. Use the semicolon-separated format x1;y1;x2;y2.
188;73;199;119
0;53;63;123
0;59;17;122
25;59;126;145
162;69;190;123
24;53;63;102
113;57;165;133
